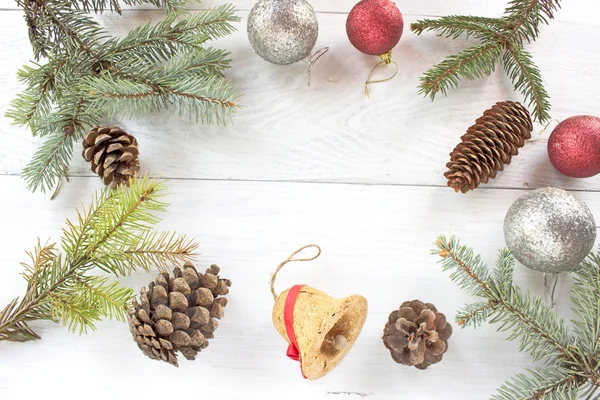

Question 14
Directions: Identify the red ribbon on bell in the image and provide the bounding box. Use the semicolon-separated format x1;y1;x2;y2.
283;284;307;378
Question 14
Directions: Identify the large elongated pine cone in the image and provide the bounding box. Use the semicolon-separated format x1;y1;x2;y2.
128;263;232;367
445;101;533;193
82;126;140;188
383;300;452;370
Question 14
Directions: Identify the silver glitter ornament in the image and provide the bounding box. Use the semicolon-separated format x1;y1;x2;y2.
247;0;319;65
504;187;596;273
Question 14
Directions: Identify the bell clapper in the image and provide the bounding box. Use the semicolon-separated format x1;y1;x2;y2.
324;334;348;351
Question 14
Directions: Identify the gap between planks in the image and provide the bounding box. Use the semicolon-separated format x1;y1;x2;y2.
3;174;600;194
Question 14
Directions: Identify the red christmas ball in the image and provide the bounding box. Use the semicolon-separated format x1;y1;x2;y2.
346;0;404;56
548;115;600;178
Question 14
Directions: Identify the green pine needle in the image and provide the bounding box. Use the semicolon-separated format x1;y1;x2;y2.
8;1;241;193
502;46;551;122
418;43;503;99
0;176;198;342
433;235;600;399
492;367;579;400
412;0;561;122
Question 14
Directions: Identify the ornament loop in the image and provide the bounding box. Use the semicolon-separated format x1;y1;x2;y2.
305;47;329;87
543;272;559;308
50;167;70;200
270;245;322;301
380;50;393;64
364;58;399;98
526;119;560;143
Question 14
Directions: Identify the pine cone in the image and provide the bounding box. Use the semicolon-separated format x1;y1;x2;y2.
82;126;140;188
445;101;533;193
127;263;232;367
382;300;452;370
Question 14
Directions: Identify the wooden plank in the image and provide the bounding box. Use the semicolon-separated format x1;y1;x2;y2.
0;0;594;22
0;176;592;398
1;11;599;191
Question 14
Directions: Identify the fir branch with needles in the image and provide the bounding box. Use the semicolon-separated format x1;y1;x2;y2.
432;235;600;399
411;0;561;123
7;0;241;194
0;176;197;342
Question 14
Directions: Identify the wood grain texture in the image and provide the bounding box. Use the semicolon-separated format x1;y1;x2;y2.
1;8;599;190
0;176;595;399
0;0;599;398
0;0;596;21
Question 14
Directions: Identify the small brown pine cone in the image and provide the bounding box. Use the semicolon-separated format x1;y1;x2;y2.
382;300;452;370
127;263;232;367
82;126;140;188
445;101;533;193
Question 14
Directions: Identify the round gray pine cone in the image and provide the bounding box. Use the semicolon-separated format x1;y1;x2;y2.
127;263;232;367
82;126;140;188
382;300;452;370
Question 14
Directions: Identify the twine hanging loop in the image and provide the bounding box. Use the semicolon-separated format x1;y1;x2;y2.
270;244;322;301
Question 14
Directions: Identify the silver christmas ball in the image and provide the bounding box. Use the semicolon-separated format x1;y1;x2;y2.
247;0;318;65
504;187;596;273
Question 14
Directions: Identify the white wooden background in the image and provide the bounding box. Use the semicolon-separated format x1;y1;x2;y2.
0;0;599;398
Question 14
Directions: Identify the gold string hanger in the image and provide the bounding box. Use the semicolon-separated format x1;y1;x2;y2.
364;50;399;98
527;119;561;143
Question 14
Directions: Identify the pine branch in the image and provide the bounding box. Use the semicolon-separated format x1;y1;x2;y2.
492;367;579;400
489;284;571;362
62;175;167;265
503;0;562;43
72;276;133;321
0;298;41;342
21;129;77;193
21;239;59;303
48;289;102;333
103;5;239;64
433;236;600;399
69;0;187;14
5;65;56;132
456;300;497;328
418;43;503;99
6;58;70;133
502;45;551;122
111;5;238;49
435;236;572;363
433;236;491;296
83;73;239;124
121;0;191;12
20;95;101;193
411;15;505;40
93;231;198;273
160;47;233;78
571;252;600;358
17;0;105;60
0;177;198;342
411;0;560;122
8;2;241;192
493;248;515;290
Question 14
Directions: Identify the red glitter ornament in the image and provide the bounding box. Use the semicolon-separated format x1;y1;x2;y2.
548;115;600;178
346;0;404;57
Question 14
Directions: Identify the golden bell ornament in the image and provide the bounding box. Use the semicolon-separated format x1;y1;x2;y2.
269;245;368;380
